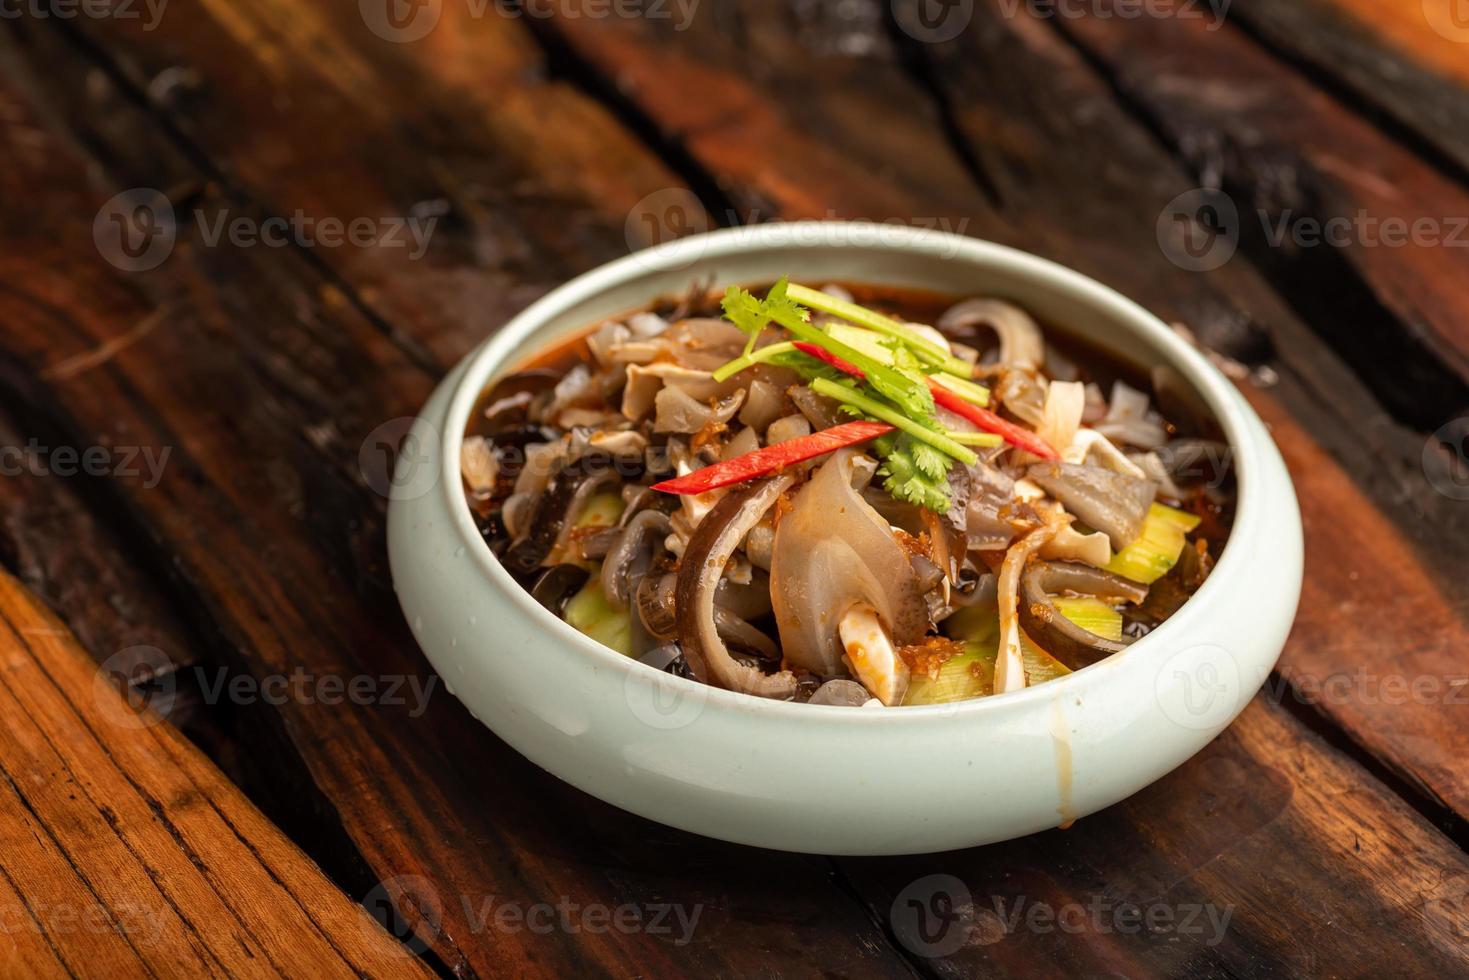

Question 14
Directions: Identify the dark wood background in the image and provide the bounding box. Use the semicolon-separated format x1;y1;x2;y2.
0;1;1466;976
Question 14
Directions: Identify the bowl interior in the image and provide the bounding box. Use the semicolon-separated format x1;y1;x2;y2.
438;224;1258;718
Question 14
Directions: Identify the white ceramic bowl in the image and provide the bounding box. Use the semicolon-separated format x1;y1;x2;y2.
387;223;1302;855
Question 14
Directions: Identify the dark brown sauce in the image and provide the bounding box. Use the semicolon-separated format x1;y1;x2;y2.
467;280;1234;566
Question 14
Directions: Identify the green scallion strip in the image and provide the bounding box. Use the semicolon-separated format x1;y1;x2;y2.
711;342;797;383
944;430;1005;448
811;378;978;465
787;283;974;377
930;371;991;406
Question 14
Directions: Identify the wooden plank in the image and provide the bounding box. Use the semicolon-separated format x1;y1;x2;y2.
20;0;696;368
0;568;433;978
1229;0;1469;174
0;21;917;980
0;404;197;681
1047;0;1469;421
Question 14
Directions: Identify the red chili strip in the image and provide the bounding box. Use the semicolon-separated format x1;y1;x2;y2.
792;340;1058;459
650;420;894;495
927;385;1059;459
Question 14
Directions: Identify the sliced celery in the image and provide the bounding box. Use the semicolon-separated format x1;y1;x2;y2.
810;378;979;465
929;371;992;407
825;324;894;365
575;491;626;529
564;578;633;656
902;642;996;705
1051;597;1123;642
787;283;974;376
1105;502;1201;585
945;430;1005;448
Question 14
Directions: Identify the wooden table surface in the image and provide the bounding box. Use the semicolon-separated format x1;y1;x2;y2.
1;2;1466;976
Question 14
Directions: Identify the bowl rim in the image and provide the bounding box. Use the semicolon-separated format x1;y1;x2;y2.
435;221;1264;722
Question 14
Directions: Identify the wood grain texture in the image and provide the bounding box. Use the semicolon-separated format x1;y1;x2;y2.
0;18;916;980
840;697;1469;978
0;568;433;979
1052;0;1469;421
1;2;1467;976
1231;0;1469;173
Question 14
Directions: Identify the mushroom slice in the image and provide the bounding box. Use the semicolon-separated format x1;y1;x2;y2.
838;603;911;706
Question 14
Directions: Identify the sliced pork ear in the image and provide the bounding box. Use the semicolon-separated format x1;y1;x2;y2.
1027;461;1157;551
938;298;1045;370
675;475;799;699
770;450;929;676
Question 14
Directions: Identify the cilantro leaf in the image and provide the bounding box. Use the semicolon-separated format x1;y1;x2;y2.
908;439;950;482
875;434;953;513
